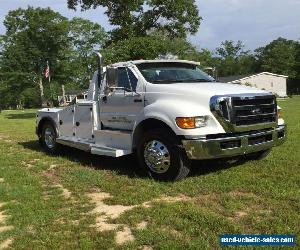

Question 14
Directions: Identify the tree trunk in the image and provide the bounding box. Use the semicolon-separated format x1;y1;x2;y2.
62;85;66;106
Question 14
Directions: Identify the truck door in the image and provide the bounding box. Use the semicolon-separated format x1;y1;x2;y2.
100;67;144;130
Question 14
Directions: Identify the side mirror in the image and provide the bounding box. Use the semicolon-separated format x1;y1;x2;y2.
107;67;118;87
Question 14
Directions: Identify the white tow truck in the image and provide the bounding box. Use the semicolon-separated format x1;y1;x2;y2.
36;53;286;180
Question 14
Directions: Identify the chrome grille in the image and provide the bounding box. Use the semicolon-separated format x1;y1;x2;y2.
231;95;277;126
210;94;277;132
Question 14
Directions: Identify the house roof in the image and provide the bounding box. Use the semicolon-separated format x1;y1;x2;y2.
219;72;288;83
218;74;252;83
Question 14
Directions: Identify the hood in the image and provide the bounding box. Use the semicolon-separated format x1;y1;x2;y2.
146;82;270;97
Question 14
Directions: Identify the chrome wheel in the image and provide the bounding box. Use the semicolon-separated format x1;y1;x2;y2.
44;127;56;149
144;140;171;173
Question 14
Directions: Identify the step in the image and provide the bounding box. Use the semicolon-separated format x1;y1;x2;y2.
91;145;131;157
57;137;91;152
94;129;132;150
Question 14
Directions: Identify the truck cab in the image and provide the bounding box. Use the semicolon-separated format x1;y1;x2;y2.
36;55;286;181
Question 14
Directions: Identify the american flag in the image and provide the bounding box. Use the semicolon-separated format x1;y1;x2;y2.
44;61;50;80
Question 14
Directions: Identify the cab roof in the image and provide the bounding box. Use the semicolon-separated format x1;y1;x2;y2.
110;59;201;68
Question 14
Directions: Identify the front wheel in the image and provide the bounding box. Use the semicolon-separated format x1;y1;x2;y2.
41;122;60;154
137;129;191;181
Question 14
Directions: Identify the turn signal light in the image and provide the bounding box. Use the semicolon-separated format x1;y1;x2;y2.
176;117;195;129
176;116;208;129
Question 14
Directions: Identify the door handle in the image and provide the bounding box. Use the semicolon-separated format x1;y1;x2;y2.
134;99;143;103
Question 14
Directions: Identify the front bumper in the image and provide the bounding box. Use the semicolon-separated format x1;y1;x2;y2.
182;125;286;160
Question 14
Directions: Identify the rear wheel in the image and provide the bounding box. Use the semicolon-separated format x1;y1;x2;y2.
41;122;59;154
137;129;190;181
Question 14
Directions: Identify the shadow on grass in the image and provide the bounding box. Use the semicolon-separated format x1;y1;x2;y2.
19;140;244;179
19;140;144;178
5;112;36;119
190;158;244;177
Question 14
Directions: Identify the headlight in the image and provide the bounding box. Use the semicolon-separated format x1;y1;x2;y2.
278;108;284;119
176;116;208;129
277;106;284;119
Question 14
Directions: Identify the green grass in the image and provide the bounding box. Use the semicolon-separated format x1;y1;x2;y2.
0;97;299;249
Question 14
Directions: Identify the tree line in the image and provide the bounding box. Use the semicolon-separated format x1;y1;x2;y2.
0;3;299;109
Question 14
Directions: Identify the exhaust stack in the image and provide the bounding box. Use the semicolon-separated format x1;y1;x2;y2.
94;52;103;101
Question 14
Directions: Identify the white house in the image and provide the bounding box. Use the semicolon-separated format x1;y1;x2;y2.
219;72;288;97
58;90;88;106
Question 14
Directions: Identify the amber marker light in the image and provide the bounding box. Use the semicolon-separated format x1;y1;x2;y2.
176;116;208;129
176;117;195;129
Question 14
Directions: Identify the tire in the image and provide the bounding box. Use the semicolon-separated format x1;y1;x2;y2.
41;122;60;154
243;149;271;161
137;129;191;181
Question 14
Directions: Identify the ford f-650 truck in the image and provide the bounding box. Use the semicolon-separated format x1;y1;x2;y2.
36;53;286;181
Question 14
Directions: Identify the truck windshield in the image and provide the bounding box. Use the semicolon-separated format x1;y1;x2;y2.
137;62;215;84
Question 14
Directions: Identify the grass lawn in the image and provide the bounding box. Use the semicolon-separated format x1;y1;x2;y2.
0;97;299;249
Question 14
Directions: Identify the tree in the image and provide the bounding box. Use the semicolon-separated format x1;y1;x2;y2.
69;17;108;87
67;0;201;42
295;42;300;79
102;35;198;64
0;7;71;108
255;37;299;78
215;40;257;76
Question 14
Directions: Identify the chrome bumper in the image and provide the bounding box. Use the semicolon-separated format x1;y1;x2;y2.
182;125;286;160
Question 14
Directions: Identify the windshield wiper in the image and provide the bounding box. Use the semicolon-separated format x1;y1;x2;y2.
152;79;179;83
152;79;213;84
176;79;212;83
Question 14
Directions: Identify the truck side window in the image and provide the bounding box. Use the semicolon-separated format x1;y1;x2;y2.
117;68;138;91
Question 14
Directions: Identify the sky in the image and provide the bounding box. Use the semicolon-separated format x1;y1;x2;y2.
0;0;299;51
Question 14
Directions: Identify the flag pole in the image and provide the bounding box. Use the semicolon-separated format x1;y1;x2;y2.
47;60;53;106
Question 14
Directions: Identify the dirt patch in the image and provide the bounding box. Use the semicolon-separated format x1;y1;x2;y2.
228;209;249;221
0;210;8;223
228;190;258;198
142;194;192;208
0;226;14;233
0;134;9;140
87;191;194;245
0;203;14;247
40;170;74;202
71;220;80;226
88;192;192;230
235;210;248;218
53;184;72;200
48;164;58;171
41;170;61;185
139;246;153;250
21;159;40;168
88;191;135;245
115;226;135;245
136;221;148;230
27;225;35;233
0;238;13;249
88;192;135;231
21;161;33;168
